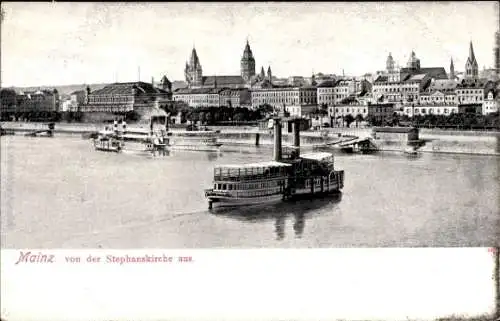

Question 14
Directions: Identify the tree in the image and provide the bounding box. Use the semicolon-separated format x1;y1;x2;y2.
198;111;206;124
355;114;364;127
125;110;140;122
234;113;245;121
365;115;374;125
344;114;355;128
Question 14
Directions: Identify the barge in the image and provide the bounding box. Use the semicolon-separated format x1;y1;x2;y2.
204;118;344;209
168;130;222;152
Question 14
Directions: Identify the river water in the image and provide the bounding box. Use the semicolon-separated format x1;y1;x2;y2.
1;135;498;248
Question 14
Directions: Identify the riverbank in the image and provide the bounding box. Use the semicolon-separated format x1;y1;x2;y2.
2;121;499;156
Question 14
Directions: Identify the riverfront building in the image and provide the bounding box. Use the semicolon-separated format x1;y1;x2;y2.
15;89;60;114
0;88;60;119
483;89;498;114
316;79;363;107
80;81;171;114
251;86;318;117
172;87;251;108
0;88;18;115
372;51;448;105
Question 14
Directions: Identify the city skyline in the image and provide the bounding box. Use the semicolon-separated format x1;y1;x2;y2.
1;1;499;87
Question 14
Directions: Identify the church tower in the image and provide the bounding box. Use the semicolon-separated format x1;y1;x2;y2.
449;58;455;80
407;51;420;71
259;66;265;80
386;53;395;73
267;66;272;82
185;47;203;87
465;41;478;80
240;40;256;82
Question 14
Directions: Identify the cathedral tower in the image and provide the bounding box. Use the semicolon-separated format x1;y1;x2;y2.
465;41;478;80
185;47;203;87
240;40;256;82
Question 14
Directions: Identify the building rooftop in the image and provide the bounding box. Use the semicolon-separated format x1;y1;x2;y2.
429;79;458;91
456;78;488;88
300;152;333;161
91;82;170;96
400;67;448;81
174;87;224;95
408;74;427;81
215;161;292;169
374;75;389;83
203;75;245;86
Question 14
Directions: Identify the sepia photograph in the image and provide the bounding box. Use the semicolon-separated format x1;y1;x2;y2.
1;1;498;249
0;1;499;320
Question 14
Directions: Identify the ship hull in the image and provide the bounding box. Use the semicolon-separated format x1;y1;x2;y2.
207;194;284;208
169;144;222;152
206;187;343;209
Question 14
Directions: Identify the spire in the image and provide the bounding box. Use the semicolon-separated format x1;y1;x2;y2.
190;46;200;67
469;41;476;62
449;57;455;80
242;39;254;60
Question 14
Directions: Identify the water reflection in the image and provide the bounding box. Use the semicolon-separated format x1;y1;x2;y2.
205;152;220;161
293;211;305;238
211;193;342;240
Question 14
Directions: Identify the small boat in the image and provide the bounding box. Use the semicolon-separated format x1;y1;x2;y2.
404;147;418;155
93;134;123;152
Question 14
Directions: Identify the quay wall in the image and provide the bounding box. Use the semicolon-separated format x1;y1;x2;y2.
2;122;499;155
218;132;331;146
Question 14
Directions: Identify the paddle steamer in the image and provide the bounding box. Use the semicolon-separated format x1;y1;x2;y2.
204;118;344;209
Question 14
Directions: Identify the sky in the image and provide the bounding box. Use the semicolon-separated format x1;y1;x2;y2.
1;1;499;87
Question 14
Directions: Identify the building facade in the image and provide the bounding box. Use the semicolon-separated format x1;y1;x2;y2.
455;79;486;105
251;86;317;117
483;90;498;114
0;88;18;114
15;89;60;114
81;82;171;113
172;87;251;108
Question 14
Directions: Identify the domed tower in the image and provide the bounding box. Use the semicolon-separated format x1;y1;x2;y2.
185;47;203;87
386;53;395;73
465;41;478;80
407;51;420;71
311;72;317;86
241;40;256;82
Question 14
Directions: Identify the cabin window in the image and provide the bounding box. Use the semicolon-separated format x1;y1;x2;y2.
214;184;216;190
228;184;232;190
217;184;221;190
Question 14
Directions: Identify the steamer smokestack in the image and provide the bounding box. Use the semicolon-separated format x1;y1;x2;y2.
273;118;282;162
293;118;300;158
